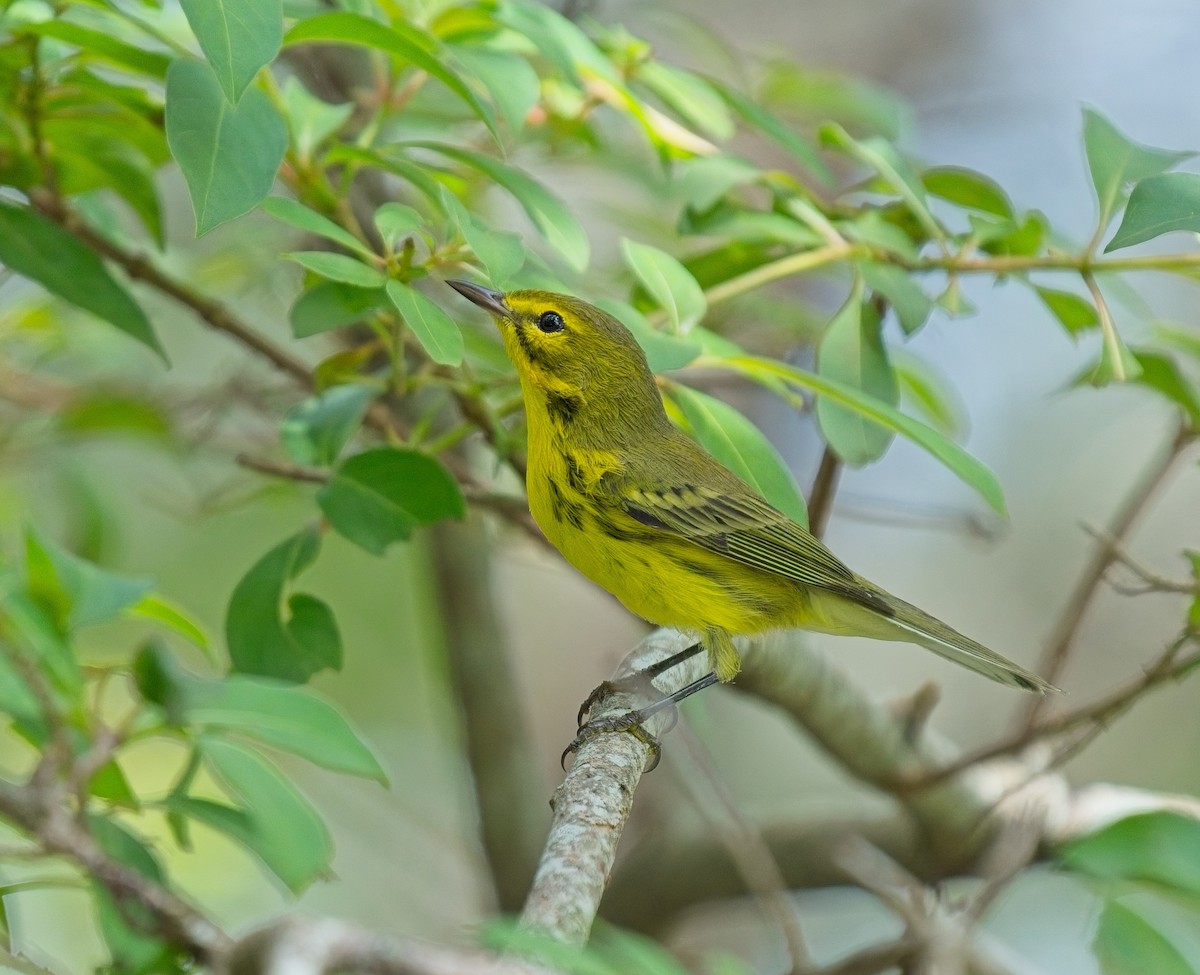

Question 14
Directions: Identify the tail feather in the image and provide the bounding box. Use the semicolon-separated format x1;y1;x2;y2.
884;596;1058;694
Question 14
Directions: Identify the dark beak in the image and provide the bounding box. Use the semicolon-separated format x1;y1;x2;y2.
446;280;510;317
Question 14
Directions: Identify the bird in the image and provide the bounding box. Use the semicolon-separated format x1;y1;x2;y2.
447;280;1053;747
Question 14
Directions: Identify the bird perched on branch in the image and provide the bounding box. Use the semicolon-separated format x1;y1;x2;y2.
448;281;1052;757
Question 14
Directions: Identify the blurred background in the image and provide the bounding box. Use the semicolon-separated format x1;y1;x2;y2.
2;0;1199;972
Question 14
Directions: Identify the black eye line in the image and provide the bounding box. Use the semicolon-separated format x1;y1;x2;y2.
537;310;565;333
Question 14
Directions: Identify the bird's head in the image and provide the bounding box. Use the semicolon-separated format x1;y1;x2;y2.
447;281;659;411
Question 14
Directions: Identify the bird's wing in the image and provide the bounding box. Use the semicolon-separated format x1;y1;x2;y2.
615;480;892;614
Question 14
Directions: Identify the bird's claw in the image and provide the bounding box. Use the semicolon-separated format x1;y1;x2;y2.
559;696;681;773
560;709;666;773
576;679;620;727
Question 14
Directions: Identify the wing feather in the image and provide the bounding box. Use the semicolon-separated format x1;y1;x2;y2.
619;483;892;613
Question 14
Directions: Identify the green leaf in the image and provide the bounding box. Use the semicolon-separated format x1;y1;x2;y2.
263;196;369;255
1090;323;1143;387
1129;350;1200;425
636;62;734;141
21;21;172;77
409;141;589;270
1035;285;1099;336
759;60;910;141
290;282;386;338
620;238;707;334
373;203;425;246
165;670;384;781
438;188;525;285
89;816;183;975
89;760;139;810
327;144;447;206
978;210;1048;257
451;46;540;136
676;154;762;212
727;355;1006;514
667;384;807;525
127;593;210;653
816;286;899;465
284;13;501;147
820;122;944;244
225;527;341;682
1083;107;1193;231
0;598;45;729
1107;173;1200;252
1093;901;1197;975
280;76;352;160
494;0;619;87
58;393;172;440
180;0;282;103
706;76;831;183
859;261;933;335
280;384;375;466
44;118;166;245
0;202;163;357
1060;811;1200;898
165;58;287;235
318;447;465;555
194;736;332;892
921;166;1013;218
24;530;150;630
0;580;81;707
284;251;386;288
892;351;965;437
594;298;701;373
385;280;465;366
1155;325;1200;366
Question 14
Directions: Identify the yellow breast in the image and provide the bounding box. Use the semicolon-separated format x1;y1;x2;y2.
524;412;801;637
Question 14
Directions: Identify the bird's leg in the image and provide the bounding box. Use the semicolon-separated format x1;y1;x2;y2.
563;669;720;772
575;641;705;726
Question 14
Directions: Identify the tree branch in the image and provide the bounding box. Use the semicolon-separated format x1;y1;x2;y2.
224;918;553;975
1020;420;1194;726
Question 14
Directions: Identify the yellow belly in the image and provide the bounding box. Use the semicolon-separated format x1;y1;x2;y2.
527;454;802;637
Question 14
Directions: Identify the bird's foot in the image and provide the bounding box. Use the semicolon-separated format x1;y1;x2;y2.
575;673;658;727
561;704;679;773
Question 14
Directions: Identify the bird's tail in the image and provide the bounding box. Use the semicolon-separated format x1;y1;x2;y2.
879;593;1057;693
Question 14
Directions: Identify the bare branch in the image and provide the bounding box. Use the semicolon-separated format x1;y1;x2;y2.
520;630;707;944
671;723;813;973
1080;522;1195;595
915;630;1200;787
806;445;842;540
224;918;553;975
1021;422;1194;726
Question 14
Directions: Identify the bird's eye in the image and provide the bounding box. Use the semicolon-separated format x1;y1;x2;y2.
537;311;565;333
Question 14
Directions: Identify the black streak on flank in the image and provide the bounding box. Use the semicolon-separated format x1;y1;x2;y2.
547;479;583;529
564;454;586;492
546;392;581;426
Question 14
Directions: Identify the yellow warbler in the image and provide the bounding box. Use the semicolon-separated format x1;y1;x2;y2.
449;281;1052;706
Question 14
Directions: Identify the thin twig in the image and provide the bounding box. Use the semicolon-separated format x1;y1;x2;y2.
227;917;553;975
1020;421;1193;728
671;723;814;973
807;445;842;539
237;454;330;484
30;191;315;386
915;630;1200;788
1080;522;1195;594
